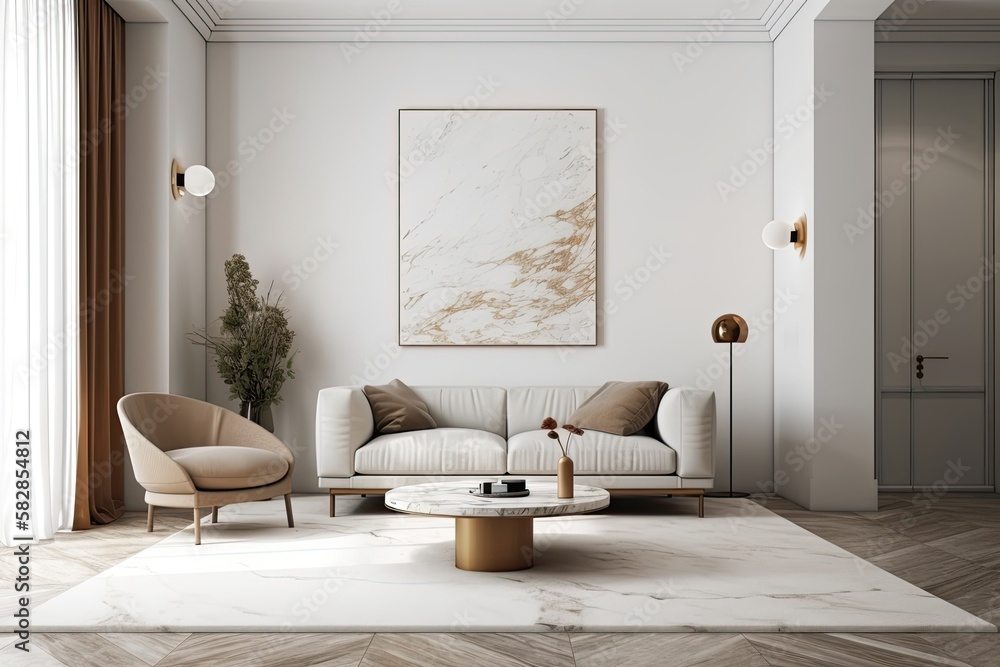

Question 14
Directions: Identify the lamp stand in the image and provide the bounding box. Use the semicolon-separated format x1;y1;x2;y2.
706;341;749;499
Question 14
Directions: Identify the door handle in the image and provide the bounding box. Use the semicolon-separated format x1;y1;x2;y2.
915;355;948;379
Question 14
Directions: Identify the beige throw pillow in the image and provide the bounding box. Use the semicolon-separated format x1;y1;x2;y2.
363;379;438;434
568;381;669;436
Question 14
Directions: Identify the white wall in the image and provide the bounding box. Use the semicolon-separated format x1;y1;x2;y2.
772;0;886;510
122;0;205;510
772;1;819;508
811;20;878;509
166;7;207;401
206;41;776;493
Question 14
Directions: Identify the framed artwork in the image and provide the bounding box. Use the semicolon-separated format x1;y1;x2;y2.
398;108;597;346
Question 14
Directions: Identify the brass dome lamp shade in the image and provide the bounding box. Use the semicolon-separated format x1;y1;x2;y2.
712;314;748;344
706;314;749;499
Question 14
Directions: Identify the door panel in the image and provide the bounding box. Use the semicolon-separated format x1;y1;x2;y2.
912;394;985;486
876;75;992;490
879;394;911;486
911;80;986;390
879;80;913;391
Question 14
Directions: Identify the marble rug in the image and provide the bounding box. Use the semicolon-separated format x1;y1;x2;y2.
14;495;996;633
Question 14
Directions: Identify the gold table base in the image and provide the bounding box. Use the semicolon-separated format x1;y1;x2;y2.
454;516;534;571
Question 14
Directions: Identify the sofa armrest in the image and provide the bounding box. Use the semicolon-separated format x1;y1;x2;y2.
316;386;375;478
656;387;715;478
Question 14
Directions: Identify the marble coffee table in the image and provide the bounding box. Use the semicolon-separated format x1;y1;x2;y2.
385;481;610;572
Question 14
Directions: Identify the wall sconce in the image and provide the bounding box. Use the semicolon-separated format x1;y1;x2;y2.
171;160;215;200
762;214;807;258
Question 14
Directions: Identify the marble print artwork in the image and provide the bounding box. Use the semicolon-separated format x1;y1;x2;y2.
12;495;994;633
399;109;597;345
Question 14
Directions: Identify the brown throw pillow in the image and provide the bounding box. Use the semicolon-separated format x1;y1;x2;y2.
568;381;669;436
363;379;437;434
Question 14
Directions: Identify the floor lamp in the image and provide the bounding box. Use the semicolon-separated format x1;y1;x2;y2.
705;313;749;499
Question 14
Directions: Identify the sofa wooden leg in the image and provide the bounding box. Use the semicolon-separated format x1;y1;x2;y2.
284;493;295;528
211;507;218;523
146;505;155;532
330;492;336;518
698;494;704;518
194;508;202;545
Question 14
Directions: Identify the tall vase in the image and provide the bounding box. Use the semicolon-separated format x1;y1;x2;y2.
557;455;574;499
241;401;274;433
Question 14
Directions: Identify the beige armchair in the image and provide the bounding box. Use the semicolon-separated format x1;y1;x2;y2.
117;393;295;545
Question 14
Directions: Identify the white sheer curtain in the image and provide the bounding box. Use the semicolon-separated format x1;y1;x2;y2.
0;0;79;546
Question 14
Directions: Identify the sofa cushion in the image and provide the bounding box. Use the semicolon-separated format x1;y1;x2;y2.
568;380;669;436
355;428;507;475
166;446;289;490
507;430;676;475
408;386;508;438
364;379;438;434
507;387;597;437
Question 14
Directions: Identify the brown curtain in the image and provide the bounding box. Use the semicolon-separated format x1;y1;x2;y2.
74;0;126;529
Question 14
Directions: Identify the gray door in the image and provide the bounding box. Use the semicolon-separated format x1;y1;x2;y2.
876;74;993;491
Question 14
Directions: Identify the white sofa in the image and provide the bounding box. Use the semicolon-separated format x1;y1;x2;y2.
316;385;715;517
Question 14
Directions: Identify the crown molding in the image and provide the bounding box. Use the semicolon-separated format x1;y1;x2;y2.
875;19;1000;42
764;0;808;41
173;0;801;43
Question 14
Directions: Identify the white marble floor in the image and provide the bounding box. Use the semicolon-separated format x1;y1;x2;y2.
5;495;993;634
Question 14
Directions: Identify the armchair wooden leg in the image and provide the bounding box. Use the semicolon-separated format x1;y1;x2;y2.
211;507;218;523
330;492;336;518
284;494;295;528
194;508;202;545
147;505;155;532
698;494;704;518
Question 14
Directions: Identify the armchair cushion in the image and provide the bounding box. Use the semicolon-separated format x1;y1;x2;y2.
166;446;289;490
